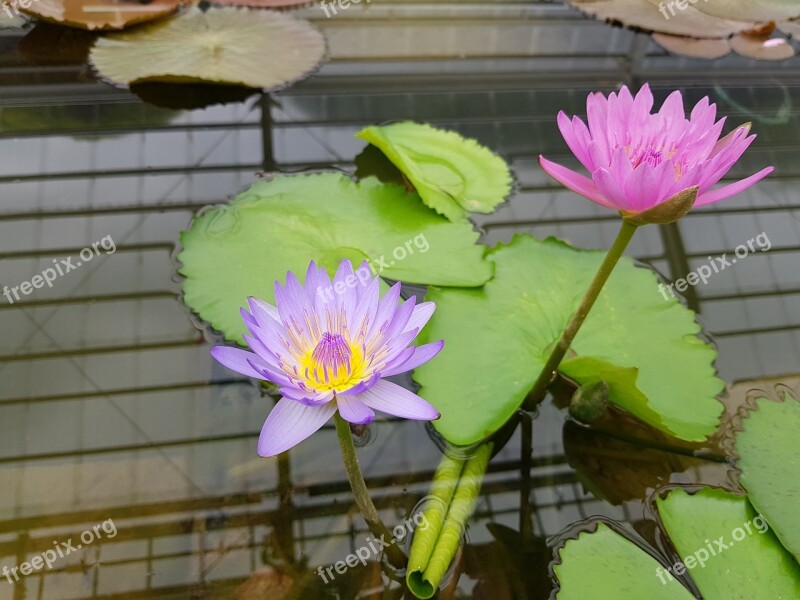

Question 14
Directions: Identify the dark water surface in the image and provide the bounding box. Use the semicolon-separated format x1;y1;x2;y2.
1;3;800;598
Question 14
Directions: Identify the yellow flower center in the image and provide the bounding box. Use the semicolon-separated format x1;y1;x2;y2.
299;332;368;392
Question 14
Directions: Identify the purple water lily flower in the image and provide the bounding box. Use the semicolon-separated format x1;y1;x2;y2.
211;260;443;457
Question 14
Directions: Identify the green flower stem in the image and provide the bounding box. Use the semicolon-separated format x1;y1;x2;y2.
525;219;639;408
334;413;407;569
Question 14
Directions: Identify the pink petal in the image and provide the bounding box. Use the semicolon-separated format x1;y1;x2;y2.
381;340;445;377
539;156;614;208
258;398;336;457
592;167;631;211
695;167;774;206
337;396;375;425
557;111;593;171
357;380;439;421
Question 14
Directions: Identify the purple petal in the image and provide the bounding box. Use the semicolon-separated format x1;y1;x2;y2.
333;259;359;316
258;398;336;457
381;340;445;377
539;156;614;209
279;386;334;406
211;346;271;380
366;281;402;340
357;380;439;421
337;396;375;425
695;167;774;207
403;301;435;335
248;296;280;325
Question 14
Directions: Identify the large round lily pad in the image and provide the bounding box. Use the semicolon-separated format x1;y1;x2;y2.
356;122;513;222
90;6;326;88
177;173;492;343
20;0;181;31
737;391;800;561
415;235;724;446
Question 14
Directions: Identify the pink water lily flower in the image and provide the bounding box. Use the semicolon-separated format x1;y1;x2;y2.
540;84;773;222
211;260;443;457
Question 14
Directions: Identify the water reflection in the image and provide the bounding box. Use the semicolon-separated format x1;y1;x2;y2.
1;4;799;598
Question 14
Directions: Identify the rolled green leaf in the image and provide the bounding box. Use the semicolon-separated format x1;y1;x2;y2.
407;443;493;598
407;452;466;597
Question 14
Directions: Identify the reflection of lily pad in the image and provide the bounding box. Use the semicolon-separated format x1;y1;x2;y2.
554;488;800;598
130;82;259;110
19;23;96;65
20;0;181;30
90;7;326;89
737;391;800;561
177;173;492;343
416;235;723;446
356;122;513;222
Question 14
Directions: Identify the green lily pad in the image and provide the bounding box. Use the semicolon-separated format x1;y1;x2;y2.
554;488;800;599
90;7;326;88
554;522;695;599
737;391;800;561
657;487;800;597
177;173;492;343
415;234;723;446
356;122;513;222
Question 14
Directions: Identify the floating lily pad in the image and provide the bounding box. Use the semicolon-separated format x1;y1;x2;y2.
90;6;326;89
415;235;723;446
737;391;800;561
177;173;492;343
554;522;695;599
657;487;800;598
356;122;513;222
730;33;795;60
568;0;751;38
652;33;732;59
20;0;180;31
554;489;800;598
692;0;799;22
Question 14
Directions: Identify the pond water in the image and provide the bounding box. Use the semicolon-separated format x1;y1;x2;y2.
1;3;799;599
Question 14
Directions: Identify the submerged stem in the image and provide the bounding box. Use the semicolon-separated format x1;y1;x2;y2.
525;219;639;408
334;413;407;569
